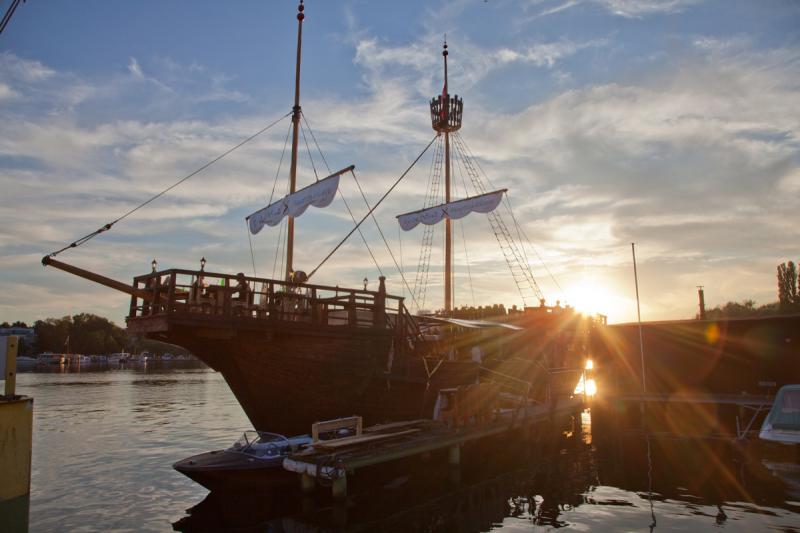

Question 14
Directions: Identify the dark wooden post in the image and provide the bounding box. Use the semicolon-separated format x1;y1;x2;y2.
268;282;276;320
129;281;139;317
168;272;177;314
374;276;386;328
310;287;318;324
348;293;356;326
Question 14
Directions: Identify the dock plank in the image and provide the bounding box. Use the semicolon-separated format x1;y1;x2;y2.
312;428;420;450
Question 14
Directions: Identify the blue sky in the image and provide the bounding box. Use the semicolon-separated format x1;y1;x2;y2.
1;0;799;325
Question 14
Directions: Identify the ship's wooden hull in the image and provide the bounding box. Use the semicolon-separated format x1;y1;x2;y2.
130;314;478;435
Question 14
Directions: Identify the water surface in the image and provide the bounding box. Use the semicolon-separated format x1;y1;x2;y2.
17;364;800;532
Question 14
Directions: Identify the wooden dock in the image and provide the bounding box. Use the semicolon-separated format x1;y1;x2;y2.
604;393;775;440
283;396;586;498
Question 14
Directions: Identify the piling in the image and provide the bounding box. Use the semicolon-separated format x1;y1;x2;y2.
331;475;347;499
448;444;461;466
0;336;33;533
300;473;315;493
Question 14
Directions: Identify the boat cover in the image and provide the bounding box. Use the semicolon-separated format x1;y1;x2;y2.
396;189;507;231
247;168;349;235
422;315;523;331
763;385;800;431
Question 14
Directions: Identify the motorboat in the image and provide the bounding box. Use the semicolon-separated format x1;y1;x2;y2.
107;352;130;364
174;431;312;491
759;384;800;445
15;356;37;368
37;353;65;365
128;353;149;363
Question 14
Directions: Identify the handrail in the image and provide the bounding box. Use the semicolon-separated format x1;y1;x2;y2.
479;366;533;396
134;268;405;305
129;268;411;334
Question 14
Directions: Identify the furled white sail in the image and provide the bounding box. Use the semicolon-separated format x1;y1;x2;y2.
247;167;352;235
396;189;507;231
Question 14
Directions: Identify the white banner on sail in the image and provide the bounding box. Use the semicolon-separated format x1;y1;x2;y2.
397;189;506;231
247;173;341;235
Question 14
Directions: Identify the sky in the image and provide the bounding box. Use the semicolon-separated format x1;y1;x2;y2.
1;0;798;326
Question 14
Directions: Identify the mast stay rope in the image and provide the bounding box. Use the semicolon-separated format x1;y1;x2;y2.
307;135;438;281
301;113;424;308
454;132;564;302
451;132;544;307
46;110;292;259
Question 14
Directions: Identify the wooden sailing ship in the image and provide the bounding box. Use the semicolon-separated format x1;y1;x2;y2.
43;3;595;435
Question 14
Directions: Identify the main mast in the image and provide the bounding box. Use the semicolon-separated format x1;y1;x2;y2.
285;0;305;281
430;40;463;315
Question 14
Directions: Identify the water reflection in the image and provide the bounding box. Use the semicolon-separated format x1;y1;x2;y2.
175;406;800;532
17;365;800;532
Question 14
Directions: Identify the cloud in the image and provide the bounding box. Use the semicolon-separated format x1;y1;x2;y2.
596;0;705;18
0;52;55;82
526;0;706;19
1;6;799;325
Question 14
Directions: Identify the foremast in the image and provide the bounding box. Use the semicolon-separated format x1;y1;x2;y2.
430;39;463;315
286;0;305;282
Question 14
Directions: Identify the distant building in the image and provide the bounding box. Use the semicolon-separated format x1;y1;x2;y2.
0;327;37;351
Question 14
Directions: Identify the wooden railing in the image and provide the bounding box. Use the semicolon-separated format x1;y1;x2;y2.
129;269;412;332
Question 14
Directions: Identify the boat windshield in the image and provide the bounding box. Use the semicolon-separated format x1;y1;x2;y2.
228;431;296;459
768;387;800;431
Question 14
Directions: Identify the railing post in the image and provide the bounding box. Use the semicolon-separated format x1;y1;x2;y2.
168;272;176;314
374;276;386;328
310;288;318;324
348;293;356;327
150;274;159;315
268;283;276;320
222;276;230;316
130;283;137;318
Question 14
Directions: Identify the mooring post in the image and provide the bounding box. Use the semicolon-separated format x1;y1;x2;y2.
0;335;33;533
448;444;460;466
331;474;347;499
300;473;315;493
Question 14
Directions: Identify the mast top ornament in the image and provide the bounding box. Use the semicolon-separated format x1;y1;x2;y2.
430;38;462;133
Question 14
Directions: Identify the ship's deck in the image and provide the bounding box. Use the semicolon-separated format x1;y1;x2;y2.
125;269;422;344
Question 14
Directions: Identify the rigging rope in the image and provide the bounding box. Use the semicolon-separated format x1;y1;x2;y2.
297;113;385;281
307;135;438;281
349;170;421;310
450;133;543;306
337;175;385;279
413;135;443;311
300;113;422;308
300;113;331;173
47;111;292;258
455;170;477;308
260;120;293;280
504;193;565;298
246;219;258;277
299;121;319;181
268;121;294;206
454;132;563;301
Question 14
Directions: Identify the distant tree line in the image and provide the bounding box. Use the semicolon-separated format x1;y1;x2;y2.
702;259;800;319
3;313;189;356
0;321;29;328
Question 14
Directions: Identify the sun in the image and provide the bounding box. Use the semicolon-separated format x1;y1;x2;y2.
566;281;613;317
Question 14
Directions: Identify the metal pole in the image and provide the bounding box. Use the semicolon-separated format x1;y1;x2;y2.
631;243;646;394
443;41;452;315
285;1;305;281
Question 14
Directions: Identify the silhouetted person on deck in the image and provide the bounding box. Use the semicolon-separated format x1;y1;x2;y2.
234;273;251;303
